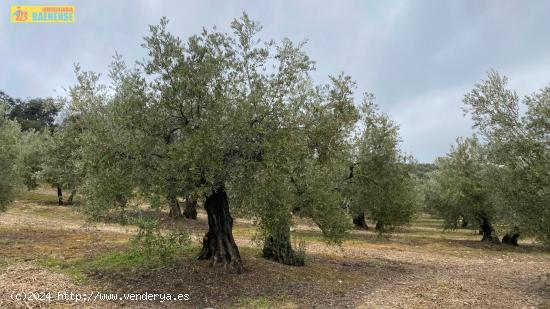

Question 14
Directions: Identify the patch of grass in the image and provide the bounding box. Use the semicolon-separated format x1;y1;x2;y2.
85;251;151;269
230;296;297;309
238;246;262;256
40;257;89;282
232;225;258;238
291;230;326;243
40;244;200;282
236;296;270;307
12;204;85;222
412;216;445;228
0;257;13;270
38;220;197;281
16;189;57;204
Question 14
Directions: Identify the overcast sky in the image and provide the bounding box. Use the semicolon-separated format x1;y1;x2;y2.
2;0;549;162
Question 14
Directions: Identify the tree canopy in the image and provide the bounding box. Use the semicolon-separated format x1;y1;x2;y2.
0;91;60;132
463;71;550;244
0;101;21;210
347;96;420;231
65;14;365;271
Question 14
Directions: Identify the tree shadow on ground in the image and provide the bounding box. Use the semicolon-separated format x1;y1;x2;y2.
447;239;550;254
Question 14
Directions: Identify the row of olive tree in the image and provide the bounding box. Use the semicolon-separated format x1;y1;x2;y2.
1;15;421;272
425;71;549;245
0;91;83;206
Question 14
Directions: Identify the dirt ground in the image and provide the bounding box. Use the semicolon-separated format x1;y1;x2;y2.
0;188;549;308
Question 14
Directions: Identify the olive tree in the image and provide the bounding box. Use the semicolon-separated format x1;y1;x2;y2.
347;96;419;232
71;64;140;221
426;136;500;242
72;14;360;272
41;112;84;205
1;96;60;208
233;73;359;265
0;102;21;210
16;129;48;191
463;71;550;245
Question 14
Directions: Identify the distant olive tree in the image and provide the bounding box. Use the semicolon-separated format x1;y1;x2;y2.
17;130;49;192
0;102;21;210
463;71;550;245
1;91;68;202
425;136;500;242
347;96;420;232
41;111;84;205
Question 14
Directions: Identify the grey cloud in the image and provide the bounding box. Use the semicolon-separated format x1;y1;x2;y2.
1;0;549;162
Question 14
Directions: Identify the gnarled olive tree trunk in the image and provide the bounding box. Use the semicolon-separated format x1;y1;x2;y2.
65;190;76;205
460;215;468;228
375;220;385;231
262;214;304;266
167;177;182;218
183;195;197;219
502;233;520;246
57;186;63;206
197;187;243;273
353;212;368;229
168;196;182;218
478;213;499;243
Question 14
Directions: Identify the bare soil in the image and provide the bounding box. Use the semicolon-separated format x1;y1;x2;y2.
0;188;549;308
